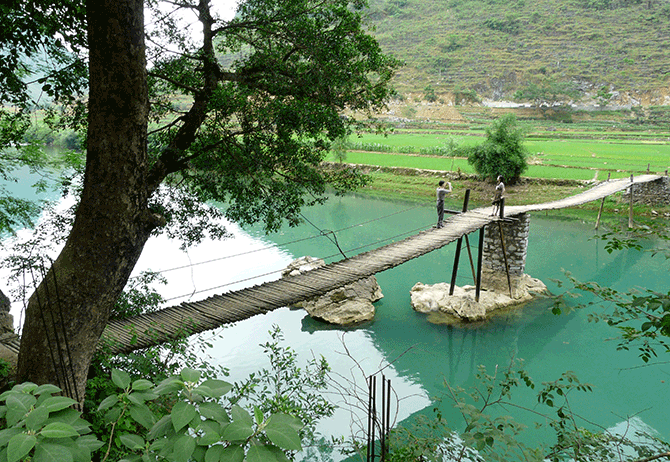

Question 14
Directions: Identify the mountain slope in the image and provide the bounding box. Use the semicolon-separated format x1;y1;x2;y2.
365;0;670;104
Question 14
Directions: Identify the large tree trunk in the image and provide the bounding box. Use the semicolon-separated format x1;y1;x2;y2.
16;0;156;403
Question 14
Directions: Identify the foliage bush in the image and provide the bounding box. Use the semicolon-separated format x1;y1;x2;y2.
423;85;437;103
0;324;333;462
0;367;306;462
462;114;528;183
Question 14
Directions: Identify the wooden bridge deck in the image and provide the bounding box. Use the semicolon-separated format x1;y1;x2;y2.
101;174;662;354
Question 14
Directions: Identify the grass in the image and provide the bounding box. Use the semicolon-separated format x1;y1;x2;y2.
335;130;670;181
328;121;670;221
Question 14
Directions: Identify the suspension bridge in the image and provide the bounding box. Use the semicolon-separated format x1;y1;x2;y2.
94;174;664;355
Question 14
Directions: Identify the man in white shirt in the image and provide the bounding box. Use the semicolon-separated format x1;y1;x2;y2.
436;179;452;228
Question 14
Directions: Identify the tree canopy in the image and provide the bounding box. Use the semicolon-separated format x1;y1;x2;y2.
463;114;529;184
8;0;400;402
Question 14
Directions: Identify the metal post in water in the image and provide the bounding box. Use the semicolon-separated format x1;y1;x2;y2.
449;190;471;295
475;226;485;302
367;376;375;462
629;174;634;229
595;173;611;230
498;222;513;298
464;234;477;284
380;375;386;460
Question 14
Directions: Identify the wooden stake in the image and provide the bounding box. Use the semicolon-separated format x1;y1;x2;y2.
629;174;634;229
498;221;513;298
475;226;485;302
449;190;471;295
464;234;477;284
595;172;611;230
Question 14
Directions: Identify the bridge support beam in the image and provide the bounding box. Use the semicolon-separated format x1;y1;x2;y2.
482;213;530;277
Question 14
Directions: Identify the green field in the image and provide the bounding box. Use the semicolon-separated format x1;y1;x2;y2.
334;131;670;181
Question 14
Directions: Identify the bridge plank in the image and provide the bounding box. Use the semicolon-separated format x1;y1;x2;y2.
100;175;663;354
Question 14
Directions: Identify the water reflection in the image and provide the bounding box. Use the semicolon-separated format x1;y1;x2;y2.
2;189;668;459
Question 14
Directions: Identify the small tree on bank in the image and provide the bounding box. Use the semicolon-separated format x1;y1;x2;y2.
464;114;528;184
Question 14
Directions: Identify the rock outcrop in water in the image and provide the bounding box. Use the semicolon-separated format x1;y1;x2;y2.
410;269;547;323
283;256;383;325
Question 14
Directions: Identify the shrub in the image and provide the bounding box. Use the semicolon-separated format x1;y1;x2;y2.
464;114;528;183
0;368;305;462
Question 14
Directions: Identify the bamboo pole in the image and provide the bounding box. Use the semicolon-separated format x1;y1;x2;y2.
629;174;634;229
464;234;477;284
498;222;513;298
595;173;611;230
475;226;485;302
449;190;470;295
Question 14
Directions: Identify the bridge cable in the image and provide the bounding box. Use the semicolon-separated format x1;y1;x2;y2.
146;203;426;275
162;223;434;303
299;212;347;259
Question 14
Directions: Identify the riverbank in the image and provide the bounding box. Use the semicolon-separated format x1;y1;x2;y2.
324;163;670;228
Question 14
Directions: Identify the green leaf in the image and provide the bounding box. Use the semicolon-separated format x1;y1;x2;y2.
50;409;88;434
196;420;221;446
112;369;131;389
5;394;36;426
120;433;145;451
230;405;252;427
172;435;195;462
253;406;264;426
180;368;201;384
131;379;153;391
33;441;74;462
148;415;172;440
0;428;22;447
221;421;254;442
7;433;36;462
40;396;77;413
195;380;232;398
219;445;245;462
246;443;290;462
40;422;79;439
149;438;169;452
129;403;156;430
154;377;183;396
33;385;61;396
25;406;49;431
96;395;118;412
198;402;229;423
192;445;206;462
171;401;197;432
204;445;224;462
265;414;302;451
74;435;104;452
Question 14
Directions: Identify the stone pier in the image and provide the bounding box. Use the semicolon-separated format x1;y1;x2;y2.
482;212;530;276
410;212;547;323
622;176;670;206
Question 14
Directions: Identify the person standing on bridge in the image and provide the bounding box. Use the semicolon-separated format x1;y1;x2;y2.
492;175;505;215
436;179;452;228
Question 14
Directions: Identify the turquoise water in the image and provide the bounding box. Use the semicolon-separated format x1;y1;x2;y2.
205;196;670;456
2;170;669;458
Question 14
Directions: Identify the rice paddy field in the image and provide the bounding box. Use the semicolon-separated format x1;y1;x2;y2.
332;129;670;181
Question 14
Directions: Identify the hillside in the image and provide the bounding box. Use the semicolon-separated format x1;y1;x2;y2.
365;0;670;106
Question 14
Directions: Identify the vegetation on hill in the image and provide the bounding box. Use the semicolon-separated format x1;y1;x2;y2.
365;0;670;104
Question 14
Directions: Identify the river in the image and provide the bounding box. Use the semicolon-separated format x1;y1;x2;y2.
2;172;669;460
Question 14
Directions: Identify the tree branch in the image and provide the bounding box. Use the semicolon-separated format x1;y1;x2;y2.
148;71;199;94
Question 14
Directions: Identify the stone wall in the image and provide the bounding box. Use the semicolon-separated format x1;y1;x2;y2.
482;213;530;276
622;176;670;206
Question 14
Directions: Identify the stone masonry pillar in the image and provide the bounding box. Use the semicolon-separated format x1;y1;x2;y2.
623;176;670;206
482;213;530;276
